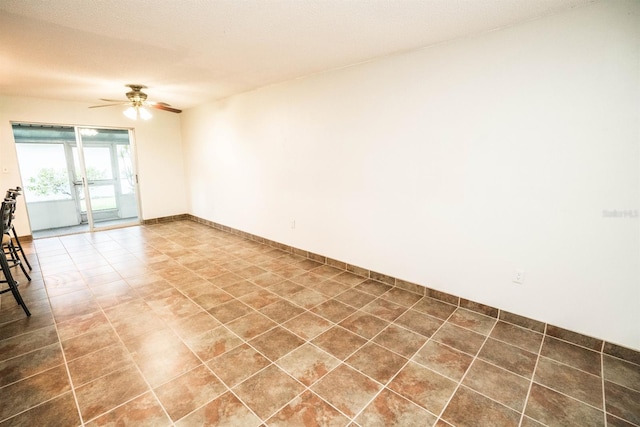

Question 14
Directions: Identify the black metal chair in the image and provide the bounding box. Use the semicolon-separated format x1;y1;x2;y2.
4;187;32;277
1;199;30;316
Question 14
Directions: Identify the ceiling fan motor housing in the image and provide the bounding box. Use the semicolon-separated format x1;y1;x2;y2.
126;84;148;105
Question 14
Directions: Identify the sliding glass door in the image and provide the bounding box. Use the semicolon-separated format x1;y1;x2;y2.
12;124;141;237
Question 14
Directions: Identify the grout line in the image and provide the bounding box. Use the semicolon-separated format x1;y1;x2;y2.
435;314;501;424
518;322;547;427
38;243;87;426
601;350;608;427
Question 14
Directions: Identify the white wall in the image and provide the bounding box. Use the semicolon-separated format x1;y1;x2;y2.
182;0;640;350
0;95;188;233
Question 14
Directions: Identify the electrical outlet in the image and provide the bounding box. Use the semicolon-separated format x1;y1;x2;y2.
291;220;296;229
512;270;525;284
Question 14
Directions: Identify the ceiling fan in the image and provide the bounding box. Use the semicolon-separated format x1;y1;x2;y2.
89;84;182;120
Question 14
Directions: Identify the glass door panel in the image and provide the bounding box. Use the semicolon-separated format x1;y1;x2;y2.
77;128;140;230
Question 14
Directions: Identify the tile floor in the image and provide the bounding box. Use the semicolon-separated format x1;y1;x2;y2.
1;220;639;426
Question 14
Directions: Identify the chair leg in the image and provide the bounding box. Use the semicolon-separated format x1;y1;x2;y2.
0;252;30;316
6;241;30;281
11;229;32;270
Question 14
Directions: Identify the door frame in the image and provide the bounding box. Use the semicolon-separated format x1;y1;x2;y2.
11;122;143;235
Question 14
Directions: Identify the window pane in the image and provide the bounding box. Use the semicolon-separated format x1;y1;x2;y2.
15;144;72;202
117;145;135;194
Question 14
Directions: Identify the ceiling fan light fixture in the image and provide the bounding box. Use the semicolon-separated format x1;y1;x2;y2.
123;105;152;120
139;106;152;120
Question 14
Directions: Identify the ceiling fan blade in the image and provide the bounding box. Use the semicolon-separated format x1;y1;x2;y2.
149;103;182;113
89;103;129;108
100;98;127;103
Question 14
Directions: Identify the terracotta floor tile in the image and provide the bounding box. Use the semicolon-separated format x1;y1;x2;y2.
332;271;366;287
448;308;496;335
490;321;543;353
208;272;244;288
259;300;305;323
67;343;134;386
606;413;638;427
175;391;261;426
85;392;171;427
75;365;149;422
534;356;604;408
412;297;457;320
267;390;349;426
0;312;55;342
356;388;438;426
277;343;340;386
442;386;520;427
1;392;81;427
0;342;63;387
431;322;486;356
312;326;368;360
290;271;326;287
603;355;640;392
61;323;120;361
207;343;271;387
240;289;283;309
132;342;201;388
478;337;538;378
123;328;183;355
541;336;601;376
339;311;389;339
170;311;221;340
184;325;244;361
463;359;530;412
350;345;408;386
250;271;285;288
605;380;640;425
362;298;408;322
380;287;423;307
387;361;457;414
207;299;253;323
525;383;605;427
0;365;71;421
269;280;305;297
233;364;305;420
287;287;328;309
355;279;392;296
226;312;277;340
311;299;356;323
154;364;226;421
312;279;350;297
111;311;168;342
282;311;332;340
0;325;58;362
394;309;443;338
520;416;547;427
249;326;305;361
223;280;261;297
189;287;234;310
102;298;153;322
335;289;377;309
311;364;382;418
373;324;428;358
309;264;343;279
412;339;473;381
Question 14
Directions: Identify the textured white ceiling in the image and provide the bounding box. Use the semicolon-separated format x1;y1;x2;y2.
0;0;595;110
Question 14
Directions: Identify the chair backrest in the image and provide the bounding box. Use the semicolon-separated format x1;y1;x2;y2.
5;187;22;201
1;199;14;237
